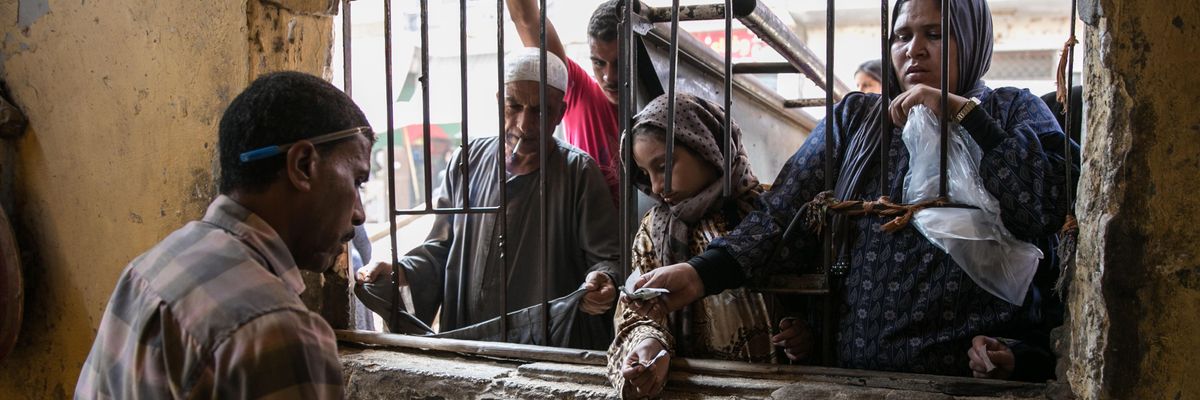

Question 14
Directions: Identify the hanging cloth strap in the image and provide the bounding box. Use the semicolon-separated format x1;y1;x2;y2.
1054;35;1079;109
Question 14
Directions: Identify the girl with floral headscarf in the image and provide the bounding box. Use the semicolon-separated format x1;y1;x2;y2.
606;93;773;398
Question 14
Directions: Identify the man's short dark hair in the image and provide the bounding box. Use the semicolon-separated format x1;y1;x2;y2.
587;0;623;42
218;71;370;194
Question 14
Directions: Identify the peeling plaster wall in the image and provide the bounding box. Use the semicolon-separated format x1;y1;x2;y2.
0;0;336;398
1067;0;1200;399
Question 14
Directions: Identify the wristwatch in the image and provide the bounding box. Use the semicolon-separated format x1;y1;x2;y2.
953;97;981;124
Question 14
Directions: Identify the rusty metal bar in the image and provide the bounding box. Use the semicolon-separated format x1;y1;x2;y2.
822;0;835;367
386;0;401;332
619;0;635;279
394;207;502;215
939;0;950;199
665;0;680;194
642;2;753;22
460;0;473;212
338;330;608;365
342;0;352;97
640;22;818;132
420;3;434;212
496;0;509;344
739;2;850;99
644;0;851;100
879;0;891;196
723;0;733;196
732;62;798;74
783;98;829;108
538;0;550;345
1064;0;1078;207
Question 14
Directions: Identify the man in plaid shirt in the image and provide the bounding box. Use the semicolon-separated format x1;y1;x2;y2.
75;71;373;399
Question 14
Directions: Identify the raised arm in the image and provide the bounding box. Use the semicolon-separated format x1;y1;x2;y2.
505;0;567;62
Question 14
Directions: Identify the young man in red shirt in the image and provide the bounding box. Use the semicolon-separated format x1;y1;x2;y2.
507;0;622;205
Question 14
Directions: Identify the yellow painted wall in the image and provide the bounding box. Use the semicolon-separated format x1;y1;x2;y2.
0;0;334;397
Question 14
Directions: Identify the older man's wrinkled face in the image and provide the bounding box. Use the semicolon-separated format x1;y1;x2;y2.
503;81;565;172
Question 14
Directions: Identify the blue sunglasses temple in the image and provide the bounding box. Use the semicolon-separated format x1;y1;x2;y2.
239;126;372;163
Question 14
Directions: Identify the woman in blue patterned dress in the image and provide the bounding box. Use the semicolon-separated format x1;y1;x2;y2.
625;0;1073;380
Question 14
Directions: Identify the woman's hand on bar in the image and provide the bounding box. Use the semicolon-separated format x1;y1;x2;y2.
355;261;408;286
581;271;617;315
621;338;671;398
888;83;970;127
632;263;704;315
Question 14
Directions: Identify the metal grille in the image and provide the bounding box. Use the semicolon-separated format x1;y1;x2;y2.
336;0;1082;367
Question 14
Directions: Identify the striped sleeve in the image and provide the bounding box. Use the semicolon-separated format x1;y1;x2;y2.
211;309;343;399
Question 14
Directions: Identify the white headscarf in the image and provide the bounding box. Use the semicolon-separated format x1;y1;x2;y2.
504;47;569;95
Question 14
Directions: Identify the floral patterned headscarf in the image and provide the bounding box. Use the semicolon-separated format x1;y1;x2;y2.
628;93;759;265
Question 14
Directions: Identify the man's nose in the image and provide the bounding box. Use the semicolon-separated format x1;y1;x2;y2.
352;195;366;226
515;110;536;134
603;63;618;86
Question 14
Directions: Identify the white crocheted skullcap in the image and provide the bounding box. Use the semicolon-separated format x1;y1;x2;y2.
504;47;568;94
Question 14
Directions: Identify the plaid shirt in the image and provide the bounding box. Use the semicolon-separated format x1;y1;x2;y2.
76;196;342;399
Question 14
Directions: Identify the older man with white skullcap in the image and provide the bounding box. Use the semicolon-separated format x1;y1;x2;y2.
355;48;621;350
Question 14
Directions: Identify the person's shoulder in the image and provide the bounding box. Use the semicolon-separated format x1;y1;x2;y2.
221;308;336;351
467;136;501;151
135;221;307;346
983;86;1058;121
983;86;1041;106
564;56;589;82
463;136;503;161
555;138;598;165
835;91;880;118
840;91;879;108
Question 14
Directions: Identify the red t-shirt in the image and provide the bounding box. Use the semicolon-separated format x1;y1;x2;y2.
562;57;620;205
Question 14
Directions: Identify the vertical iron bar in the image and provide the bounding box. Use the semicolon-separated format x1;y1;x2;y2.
385;0;400;332
456;0;476;343
421;0;435;212
461;0;473;211
824;3;835;195
496;0;509;344
938;0;950;199
822;0;835;367
1064;0;1078;208
342;0;353;97
722;0;733;197
879;0;891;196
619;0;633;279
538;0;550;345
665;0;680;195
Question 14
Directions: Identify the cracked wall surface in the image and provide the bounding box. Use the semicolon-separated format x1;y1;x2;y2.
0;1;336;398
1066;0;1200;399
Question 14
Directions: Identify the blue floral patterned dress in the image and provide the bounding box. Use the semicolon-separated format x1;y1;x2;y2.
700;87;1072;376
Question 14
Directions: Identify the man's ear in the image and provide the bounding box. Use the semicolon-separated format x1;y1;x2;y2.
550;98;567;127
284;141;320;192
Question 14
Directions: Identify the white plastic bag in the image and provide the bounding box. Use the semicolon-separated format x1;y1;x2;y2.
901;105;1042;306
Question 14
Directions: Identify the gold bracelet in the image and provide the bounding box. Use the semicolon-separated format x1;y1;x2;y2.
954;97;981;123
